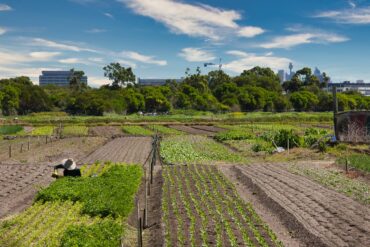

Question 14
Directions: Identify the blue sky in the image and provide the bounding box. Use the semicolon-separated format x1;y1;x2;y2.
1;0;370;87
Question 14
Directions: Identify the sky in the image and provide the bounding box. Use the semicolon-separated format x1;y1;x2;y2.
1;0;370;87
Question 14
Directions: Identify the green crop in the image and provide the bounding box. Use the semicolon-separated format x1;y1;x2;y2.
62;125;89;136
60;219;122;247
161;135;246;164
0;125;24;135
36;164;143;218
147;125;183;135
214;129;253;141
122;125;154;136
31;126;54;136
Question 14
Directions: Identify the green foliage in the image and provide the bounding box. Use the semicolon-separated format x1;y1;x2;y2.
36;165;143;218
147;125;182;135
251;140;275;153
103;63;136;88
290;91;319;111
60;219;122;247
337;154;370;173
31;126;54;136
214;129;252;141
273;129;301;148
0;125;23;135
62;125;89;136
161;135;245;164
122;125;154;136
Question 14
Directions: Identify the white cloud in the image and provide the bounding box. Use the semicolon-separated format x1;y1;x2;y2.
348;0;356;8
86;28;106;33
31;38;97;52
88;57;104;63
29;51;61;60
259;32;348;49
120;0;264;41
224;50;291;73
0;66;63;84
104;12;114;18
179;47;215;62
315;6;370;24
121;51;167;66
237;26;265;38
59;58;89;65
0;27;6;35
89;76;109;87
0;4;12;11
117;59;137;68
0;50;61;65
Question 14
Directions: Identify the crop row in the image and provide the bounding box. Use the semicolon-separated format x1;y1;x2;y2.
162;164;283;247
161;135;246;164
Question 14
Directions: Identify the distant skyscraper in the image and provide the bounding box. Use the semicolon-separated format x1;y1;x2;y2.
278;70;285;83
314;67;323;82
289;62;293;75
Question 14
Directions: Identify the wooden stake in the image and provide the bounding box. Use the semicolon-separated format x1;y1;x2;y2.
9;145;11;158
20;143;23;153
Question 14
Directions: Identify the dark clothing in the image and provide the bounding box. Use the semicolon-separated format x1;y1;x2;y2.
63;169;81;177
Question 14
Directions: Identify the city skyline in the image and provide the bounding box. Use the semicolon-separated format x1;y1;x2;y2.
1;0;370;87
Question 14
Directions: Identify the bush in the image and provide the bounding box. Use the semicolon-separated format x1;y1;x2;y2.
251;140;274;154
60;220;122;247
273;129;300;148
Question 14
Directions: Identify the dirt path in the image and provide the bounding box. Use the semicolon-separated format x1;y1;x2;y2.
226;164;370;247
80;137;153;165
0;164;53;219
191;125;225;133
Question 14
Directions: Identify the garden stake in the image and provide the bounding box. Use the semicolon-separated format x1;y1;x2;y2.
20;143;23;153
9;145;11;158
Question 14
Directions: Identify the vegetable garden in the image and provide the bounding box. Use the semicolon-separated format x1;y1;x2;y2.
162;164;283;247
0;163;142;246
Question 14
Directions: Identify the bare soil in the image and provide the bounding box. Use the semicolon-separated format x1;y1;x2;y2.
80;137;153;165
88;126;124;138
227;163;370;247
0;137;108;165
0;164;53;219
169;125;216;136
191;125;225;133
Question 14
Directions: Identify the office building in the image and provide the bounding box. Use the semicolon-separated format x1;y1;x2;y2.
39;71;88;87
327;81;370;96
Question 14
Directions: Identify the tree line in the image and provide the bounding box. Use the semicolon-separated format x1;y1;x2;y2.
0;64;369;116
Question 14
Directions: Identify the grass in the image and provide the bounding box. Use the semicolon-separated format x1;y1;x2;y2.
61;125;89;136
122;125;154;136
146;125;183;135
0;125;24;135
337;154;370;173
31;126;54;136
288;163;370;205
161;135;246;164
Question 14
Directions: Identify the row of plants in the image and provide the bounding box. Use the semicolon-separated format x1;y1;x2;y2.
161;164;283;247
122;125;154;136
337;153;370;173
160;135;246;164
61;125;89;137
146;125;183;135
0;163;143;246
216;125;330;155
0;125;24;135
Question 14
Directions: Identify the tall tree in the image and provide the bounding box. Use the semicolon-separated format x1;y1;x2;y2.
103;63;136;89
69;69;87;91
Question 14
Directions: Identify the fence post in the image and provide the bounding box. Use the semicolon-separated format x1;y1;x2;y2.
144;179;148;228
137;200;142;247
45;136;48;144
287;138;290;155
28;137;30;151
9;145;11;158
20;143;23;153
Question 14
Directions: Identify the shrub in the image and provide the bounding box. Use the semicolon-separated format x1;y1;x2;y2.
273;129;300;148
251;140;274;154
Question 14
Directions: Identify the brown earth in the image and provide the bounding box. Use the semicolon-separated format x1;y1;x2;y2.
88;126;124;138
80;137;153;165
224;163;370;247
0;164;53;219
0;137;108;165
191;125;226;133
169;125;216;136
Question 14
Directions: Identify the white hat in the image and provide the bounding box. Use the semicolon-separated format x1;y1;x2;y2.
61;158;77;170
